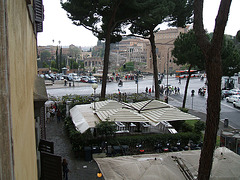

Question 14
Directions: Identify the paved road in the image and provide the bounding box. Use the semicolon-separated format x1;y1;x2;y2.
47;76;240;129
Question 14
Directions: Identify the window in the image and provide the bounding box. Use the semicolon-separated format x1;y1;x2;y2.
34;0;44;32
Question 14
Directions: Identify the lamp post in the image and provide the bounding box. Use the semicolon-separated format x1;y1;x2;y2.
166;47;173;103
92;83;98;110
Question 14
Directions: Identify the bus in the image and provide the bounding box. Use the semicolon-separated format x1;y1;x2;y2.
175;70;202;79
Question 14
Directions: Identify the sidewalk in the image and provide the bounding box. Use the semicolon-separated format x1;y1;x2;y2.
46;118;104;180
188;109;234;135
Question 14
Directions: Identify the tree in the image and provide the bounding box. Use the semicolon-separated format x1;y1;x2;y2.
40;50;51;62
221;37;240;77
129;0;194;99
236;30;240;42
95;120;116;137
172;30;205;108
51;60;57;69
72;61;79;69
59;47;63;72
56;46;59;70
121;62;134;72
61;0;139;100
193;0;232;179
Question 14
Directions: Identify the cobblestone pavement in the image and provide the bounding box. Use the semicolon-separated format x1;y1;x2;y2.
46;117;104;180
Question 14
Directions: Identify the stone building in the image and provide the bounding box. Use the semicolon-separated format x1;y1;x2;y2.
84;57;103;72
146;27;189;74
1;0;46;179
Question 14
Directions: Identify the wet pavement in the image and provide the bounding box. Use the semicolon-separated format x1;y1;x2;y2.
46;117;104;180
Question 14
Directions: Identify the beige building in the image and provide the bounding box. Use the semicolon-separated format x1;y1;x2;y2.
1;0;46;179
146;27;189;74
84;57;103;72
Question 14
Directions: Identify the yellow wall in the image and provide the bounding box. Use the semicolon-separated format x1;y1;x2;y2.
7;0;38;179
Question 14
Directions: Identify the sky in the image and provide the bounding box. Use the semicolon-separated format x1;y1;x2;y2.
37;0;240;48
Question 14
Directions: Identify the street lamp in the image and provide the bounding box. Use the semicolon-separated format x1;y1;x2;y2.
166;47;173;103
92;83;98;110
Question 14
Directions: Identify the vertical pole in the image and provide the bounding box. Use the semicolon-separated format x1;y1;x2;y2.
192;96;194;109
94;89;96;110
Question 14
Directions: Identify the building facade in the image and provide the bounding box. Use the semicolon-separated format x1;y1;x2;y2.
146;27;189;74
0;0;44;179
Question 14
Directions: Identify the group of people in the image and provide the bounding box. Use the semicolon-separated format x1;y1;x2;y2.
145;86;180;95
160;86;180;95
145;87;153;94
46;102;62;123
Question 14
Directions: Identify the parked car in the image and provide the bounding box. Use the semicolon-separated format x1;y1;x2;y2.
233;100;240;108
226;95;240;103
88;76;97;83
229;89;240;95
80;76;89;83
221;90;233;98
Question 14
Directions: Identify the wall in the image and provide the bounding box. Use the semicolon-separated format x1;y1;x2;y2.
7;0;38;179
146;28;187;74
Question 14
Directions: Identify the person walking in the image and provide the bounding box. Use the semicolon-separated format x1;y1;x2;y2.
46;110;50;123
57;109;61;123
62;159;70;180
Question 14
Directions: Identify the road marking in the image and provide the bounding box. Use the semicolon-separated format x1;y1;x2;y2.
221;102;240;112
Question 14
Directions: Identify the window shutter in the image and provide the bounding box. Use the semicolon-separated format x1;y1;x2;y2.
34;0;44;32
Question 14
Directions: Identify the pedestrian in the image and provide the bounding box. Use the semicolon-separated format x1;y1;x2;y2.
46;110;50;123
145;87;148;93
50;107;55;121
177;87;180;94
149;88;151;94
62;159;70;180
57;109;61;123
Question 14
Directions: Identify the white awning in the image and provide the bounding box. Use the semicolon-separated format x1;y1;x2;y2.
95;147;240;180
70;104;99;133
96;109;149;123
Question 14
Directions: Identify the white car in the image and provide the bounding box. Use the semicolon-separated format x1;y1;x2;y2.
226;95;240;103
233;100;240;108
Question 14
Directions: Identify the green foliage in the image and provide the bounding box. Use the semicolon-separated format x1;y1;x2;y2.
194;120;205;133
95;120;116;137
178;107;189;113
121;61;134;72
72;61;79;69
236;30;240;42
51;60;57;69
61;0;139;43
92;47;104;58
181;122;193;132
40;50;51;61
170;120;185;132
221;37;240;76
172;30;205;70
42;61;49;68
167;0;194;27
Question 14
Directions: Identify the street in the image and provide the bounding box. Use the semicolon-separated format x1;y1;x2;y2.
47;75;240;129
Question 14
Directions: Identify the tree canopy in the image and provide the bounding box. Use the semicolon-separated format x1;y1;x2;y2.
61;0;139;99
221;37;240;76
172;30;205;70
172;30;205;108
128;0;193;100
40;50;51;61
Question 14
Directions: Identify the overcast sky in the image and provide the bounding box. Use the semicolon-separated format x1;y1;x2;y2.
37;0;240;47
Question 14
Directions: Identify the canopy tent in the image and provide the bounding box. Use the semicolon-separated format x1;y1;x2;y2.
96;109;149;123
124;99;171;112
70;100;200;134
95;147;240;180
70;104;99;133
94;100;126;111
95;100;200;125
